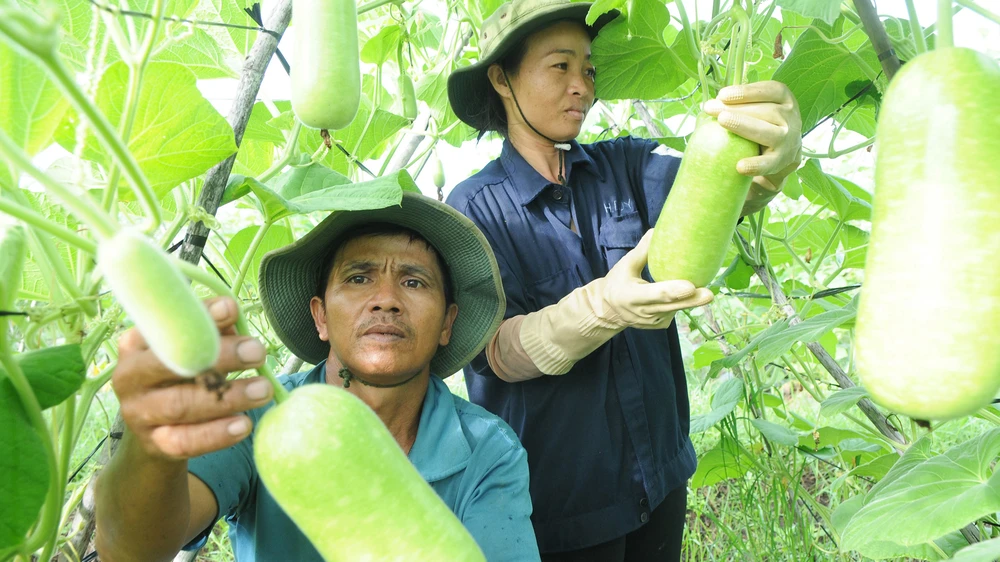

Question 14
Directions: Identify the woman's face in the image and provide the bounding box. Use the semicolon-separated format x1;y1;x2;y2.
490;20;595;143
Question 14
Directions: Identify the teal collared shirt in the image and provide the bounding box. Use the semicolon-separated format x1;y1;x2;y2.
186;362;539;561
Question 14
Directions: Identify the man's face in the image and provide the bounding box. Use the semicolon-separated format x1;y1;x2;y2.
309;233;458;384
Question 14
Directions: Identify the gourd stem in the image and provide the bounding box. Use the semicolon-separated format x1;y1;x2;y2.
174;259;290;403
0;196;98;254
904;0;928;54
232;220;273;297
0;128;118;240
955;0;1000;26
938;0;954;48
729;4;751;86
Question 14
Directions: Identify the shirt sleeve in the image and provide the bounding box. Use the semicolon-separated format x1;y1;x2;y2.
461;445;541;562
181;436;256;549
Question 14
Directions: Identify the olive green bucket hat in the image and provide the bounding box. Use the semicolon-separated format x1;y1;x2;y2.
258;192;505;378
448;0;618;131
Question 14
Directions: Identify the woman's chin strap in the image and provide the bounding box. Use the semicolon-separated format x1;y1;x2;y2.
502;69;572;186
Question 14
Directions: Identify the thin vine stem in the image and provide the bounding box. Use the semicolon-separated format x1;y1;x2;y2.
955;0;1000;26
904;0;928;54
231;220;272;296
0;128;118;240
0;196;98;254
938;0;954;48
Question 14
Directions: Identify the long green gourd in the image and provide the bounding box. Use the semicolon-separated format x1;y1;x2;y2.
854;45;1000;420
255;384;487;561
648;6;760;287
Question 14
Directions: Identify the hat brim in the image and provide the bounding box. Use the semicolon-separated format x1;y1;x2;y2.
259;192;505;378
448;5;620;131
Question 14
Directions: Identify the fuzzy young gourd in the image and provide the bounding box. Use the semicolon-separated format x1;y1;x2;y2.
98;229;219;376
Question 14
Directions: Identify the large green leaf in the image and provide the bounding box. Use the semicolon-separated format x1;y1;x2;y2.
753;298;857;365
819;386;869;418
0;41;70;186
690;377;744;433
832;495;959;560
692;340;724;370
12;344;85;410
773;29;878;131
708;320;790;378
361;25;402;66
57;62;237;199
797;159;872;222
692;436;753;489
154;28;237;79
244;101;291;144
212;0;259;56
841;429;1000;552
751;419;799;446
230;165;418;222
0;379;49;549
591;0;686;101
224;225;294;290
948;537;1000;562
775;0;840;25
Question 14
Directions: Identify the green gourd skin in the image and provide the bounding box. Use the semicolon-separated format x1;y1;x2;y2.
399;73;418;121
290;0;361;130
648;114;759;287
98;229;220;376
432;155;445;190
254;384;487;562
855;48;1000;421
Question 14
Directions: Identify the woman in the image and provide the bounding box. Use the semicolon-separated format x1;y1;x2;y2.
445;0;802;559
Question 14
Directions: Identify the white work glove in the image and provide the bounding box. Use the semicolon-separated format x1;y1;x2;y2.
519;230;714;375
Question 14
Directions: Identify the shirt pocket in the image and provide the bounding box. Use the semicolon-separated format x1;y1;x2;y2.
525;265;585;311
598;211;645;270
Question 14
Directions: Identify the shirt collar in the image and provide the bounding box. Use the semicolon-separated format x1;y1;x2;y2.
499;139;597;206
407;376;472;482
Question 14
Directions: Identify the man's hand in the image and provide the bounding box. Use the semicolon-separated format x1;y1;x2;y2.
114;296;273;461
703;80;803;192
598;229;715;330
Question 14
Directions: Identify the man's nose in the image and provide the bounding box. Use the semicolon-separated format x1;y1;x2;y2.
369;279;402;313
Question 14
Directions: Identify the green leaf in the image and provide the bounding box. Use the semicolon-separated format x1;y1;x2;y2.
690;377;744;433
693;340;724;370
224;225;294;290
723;257;753;290
692;436;753;489
775;0;840;25
232;140;276;179
847;453;898;481
153;28;238;79
841;224;869;269
591;0;686;100
214;0;259;56
820;386;869;418
773;29;878;131
0;41;70;186
14;345;85;409
0;379;49;549
751;419;799;446
708;320;790;378
948;537;1000;562
231;165;417;222
797;159;872;222
754;299;857;365
841;429;1000;552
832;495;955;560
361;25;402;66
57;62;237;199
244;101;291;144
585;0;623;25
798;426;868;451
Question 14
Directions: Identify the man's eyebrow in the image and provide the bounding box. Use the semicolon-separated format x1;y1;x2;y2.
399;263;438;281
339;260;379;273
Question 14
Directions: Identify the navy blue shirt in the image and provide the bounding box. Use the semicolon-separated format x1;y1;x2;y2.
446;137;696;553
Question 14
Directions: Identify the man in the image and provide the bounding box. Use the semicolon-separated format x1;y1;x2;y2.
95;193;540;561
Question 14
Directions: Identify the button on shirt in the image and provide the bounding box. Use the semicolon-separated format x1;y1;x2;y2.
446;137;695;553
185;362;540;561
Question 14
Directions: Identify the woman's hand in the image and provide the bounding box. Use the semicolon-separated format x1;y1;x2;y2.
703;80;803;191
